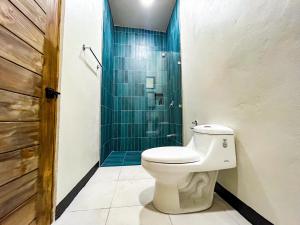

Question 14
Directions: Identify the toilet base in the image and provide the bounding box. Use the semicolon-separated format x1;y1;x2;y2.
152;171;218;214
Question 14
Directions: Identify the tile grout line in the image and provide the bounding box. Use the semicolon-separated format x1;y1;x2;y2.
225;209;247;225
67;208;109;213
108;167;122;209
168;215;174;225
68;168;122;214
104;208;111;225
214;194;248;225
109;203;147;209
117;166;122;180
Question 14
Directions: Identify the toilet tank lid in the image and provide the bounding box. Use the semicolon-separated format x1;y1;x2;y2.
193;124;234;135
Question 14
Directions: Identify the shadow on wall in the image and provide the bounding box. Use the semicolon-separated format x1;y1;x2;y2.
79;49;99;76
218;138;276;221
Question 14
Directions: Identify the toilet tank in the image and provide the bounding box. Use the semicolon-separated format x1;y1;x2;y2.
187;124;236;170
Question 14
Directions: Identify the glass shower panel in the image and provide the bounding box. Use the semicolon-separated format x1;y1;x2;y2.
112;27;170;152
167;51;182;146
101;0;182;166
144;51;170;149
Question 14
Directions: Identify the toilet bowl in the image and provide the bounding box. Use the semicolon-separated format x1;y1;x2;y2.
142;124;236;214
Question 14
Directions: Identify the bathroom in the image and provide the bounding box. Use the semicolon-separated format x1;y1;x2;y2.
0;0;299;225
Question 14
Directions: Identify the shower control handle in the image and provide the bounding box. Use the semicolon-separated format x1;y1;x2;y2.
166;134;176;138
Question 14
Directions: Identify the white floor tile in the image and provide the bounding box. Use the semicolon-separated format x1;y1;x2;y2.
119;165;153;180
67;181;117;211
106;205;172;225
53;209;108;225
111;179;154;207
55;166;249;225
88;167;121;183
170;195;240;225
214;195;252;225
226;209;252;225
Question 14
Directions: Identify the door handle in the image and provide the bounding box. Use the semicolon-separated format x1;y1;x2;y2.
45;87;60;99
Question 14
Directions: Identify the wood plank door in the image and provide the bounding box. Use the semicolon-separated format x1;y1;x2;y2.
0;0;62;224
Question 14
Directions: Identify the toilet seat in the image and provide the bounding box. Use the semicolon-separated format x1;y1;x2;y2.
142;146;200;164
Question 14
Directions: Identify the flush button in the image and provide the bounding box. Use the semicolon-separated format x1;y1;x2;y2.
223;139;228;148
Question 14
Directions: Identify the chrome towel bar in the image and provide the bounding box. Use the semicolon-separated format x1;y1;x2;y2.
82;44;103;70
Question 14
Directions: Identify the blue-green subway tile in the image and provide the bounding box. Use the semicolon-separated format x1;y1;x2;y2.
107;20;182;152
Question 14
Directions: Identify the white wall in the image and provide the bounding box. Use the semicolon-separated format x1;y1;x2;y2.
56;0;103;204
180;0;300;224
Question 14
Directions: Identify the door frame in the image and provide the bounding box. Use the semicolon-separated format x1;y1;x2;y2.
37;0;63;224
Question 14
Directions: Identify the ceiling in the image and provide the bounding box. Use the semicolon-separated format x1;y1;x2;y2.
109;0;176;32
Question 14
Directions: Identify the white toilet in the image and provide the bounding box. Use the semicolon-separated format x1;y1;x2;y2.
142;124;236;214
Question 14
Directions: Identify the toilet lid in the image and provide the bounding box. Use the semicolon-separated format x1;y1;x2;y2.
142;147;200;164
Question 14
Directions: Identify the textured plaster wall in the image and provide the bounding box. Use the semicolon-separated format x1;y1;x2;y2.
56;0;103;203
180;0;300;224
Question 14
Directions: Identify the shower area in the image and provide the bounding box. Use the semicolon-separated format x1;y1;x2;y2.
100;0;182;166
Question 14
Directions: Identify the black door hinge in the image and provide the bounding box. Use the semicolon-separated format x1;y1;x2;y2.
45;87;60;99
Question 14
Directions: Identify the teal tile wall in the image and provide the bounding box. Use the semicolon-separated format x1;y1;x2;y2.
101;0;114;163
112;26;170;151
167;0;181;52
100;0;182;160
166;0;183;146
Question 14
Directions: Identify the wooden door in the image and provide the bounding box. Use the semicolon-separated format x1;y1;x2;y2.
0;0;61;224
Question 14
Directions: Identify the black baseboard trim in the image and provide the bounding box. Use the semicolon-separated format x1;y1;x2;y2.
55;162;99;220
215;183;273;225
